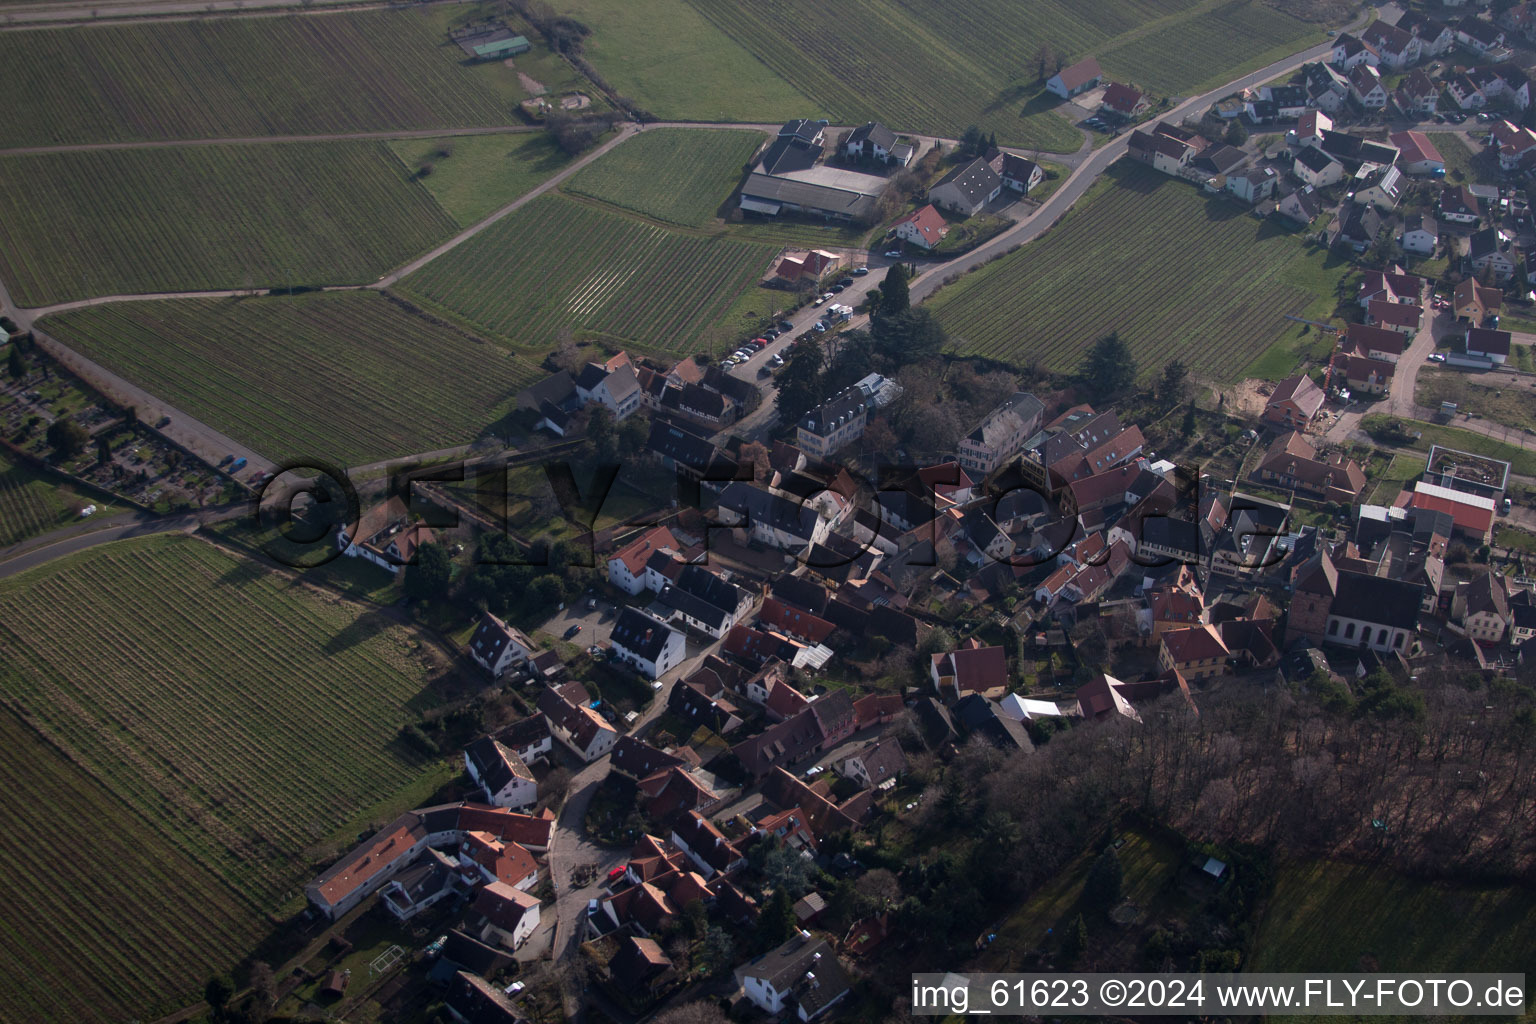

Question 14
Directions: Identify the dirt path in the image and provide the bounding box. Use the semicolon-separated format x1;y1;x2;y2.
0;123;540;159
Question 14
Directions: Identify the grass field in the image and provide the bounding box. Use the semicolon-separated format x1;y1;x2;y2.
1436;132;1495;184
387;132;572;227
39;292;541;465
560;0;819;124
396;194;778;355
563;128;763;227
0;141;456;306
567;0;1319;150
0;449;74;547
1252;860;1536;984
0;9;509;147
1416;368;1536;434
1365;452;1422;505
1362;414;1536;477
929;165;1350;382
0;535;450;1023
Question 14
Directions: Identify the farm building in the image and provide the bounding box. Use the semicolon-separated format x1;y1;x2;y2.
1046;57;1103;99
454;27;531;59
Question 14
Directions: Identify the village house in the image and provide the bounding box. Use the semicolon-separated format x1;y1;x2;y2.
471;881;541;950
994;152;1045;194
1455;15;1505;55
1399;11;1456;56
1453;571;1513;643
1278;185;1323;225
1469;227;1519;282
774;249;841;284
1227;166;1278;204
1046;56;1103;98
1348;64;1388;108
574;355;644;421
464;737;537;811
837;737;906;790
1129;121;1206;175
930;637;1010;700
1330;32;1378;70
610;606;687;680
956;391;1044;477
1362;20;1422;69
1262;374;1326;431
1454;277;1502;322
539;680;621;761
735;932;852;1021
1345;323;1408;363
1333;351;1395;396
1157;623;1229;681
466;613;536;679
1101;82;1149;119
1400;212;1439;256
1393;68;1442;115
928;157;1003;216
1440;184;1483;224
716;481;834;554
889;204;949;250
607;524;682;596
1293;145;1345;188
1388;130;1445;175
844;121;897;162
336;496;434;575
1366;298;1423;335
1466;326;1512;364
1253;431;1368;504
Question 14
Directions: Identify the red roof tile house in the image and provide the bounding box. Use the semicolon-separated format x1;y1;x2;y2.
1366;298;1423;335
1263;374;1326;431
930;637;1009;699
1253;432;1367;504
891;204;950;250
1101;82;1149;119
336;496;435;575
1344;322;1408;363
607;525;680;595
1332;351;1395;396
1157;624;1230;681
1046;56;1103;99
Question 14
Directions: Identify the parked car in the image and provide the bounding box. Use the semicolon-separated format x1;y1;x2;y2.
764;328;779;339
156;416;171;428
852;266;869;276
219;454;234;466
830;284;845;293
838;277;854;287
752;338;767;349
79;504;97;517
770;354;784;366
813;321;828;332
778;319;794;332
758;366;772;378
804;764;824;777
230;457;247;472
563;624;583;640
812;294;827;306
1428;352;1446;362
884;249;902;258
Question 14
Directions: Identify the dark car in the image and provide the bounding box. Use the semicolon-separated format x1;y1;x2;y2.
838;277;854;287
830;284;845;293
764;328;779;339
156;416;171;429
778;319;794;332
758;365;773;378
563;624;583;640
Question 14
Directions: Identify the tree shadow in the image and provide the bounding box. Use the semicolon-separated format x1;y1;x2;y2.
217;558;266;590
321;608;398;655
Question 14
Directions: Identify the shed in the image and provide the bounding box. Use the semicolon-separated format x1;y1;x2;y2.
1201;856;1228;879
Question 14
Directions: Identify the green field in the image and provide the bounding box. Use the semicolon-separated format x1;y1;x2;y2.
39;292;541;465
929;165;1351;382
1435;131;1493;184
560;0;819;124
0;535;450;1023
387;131;571;226
0;9;509;147
564;127;764;227
1365;452;1421;505
1362;415;1536;477
0;141;456;306
0;449;75;547
396;194;778;355
567;0;1320;150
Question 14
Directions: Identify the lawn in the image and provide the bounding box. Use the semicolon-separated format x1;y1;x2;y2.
1435;132;1495;185
396;194;779;356
1252;860;1536;976
559;0;820;124
39;292;542;466
0;8;509;147
387;132;573;227
0;141;456;306
0;534;451;1023
929;164;1351;382
1362;414;1536;477
569;0;1319;151
1241;322;1338;381
1364;452;1422;505
0;449;75;547
563;127;765;227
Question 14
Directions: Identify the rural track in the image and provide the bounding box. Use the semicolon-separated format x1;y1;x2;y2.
0;123;542;158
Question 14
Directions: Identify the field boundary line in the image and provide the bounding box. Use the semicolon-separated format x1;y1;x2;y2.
0;124;540;159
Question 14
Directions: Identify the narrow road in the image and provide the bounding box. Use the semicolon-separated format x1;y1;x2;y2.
0;0;388;27
0;507;222;580
909;5;1380;303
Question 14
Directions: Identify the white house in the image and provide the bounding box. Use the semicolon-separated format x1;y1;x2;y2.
889;204;949;251
1293;145;1345;188
607;525;679;595
467;613;536;679
464;737;537;811
735;934;852;1022
996;152;1044;194
473;881;541;949
928;157;1002;217
336;496;435;575
844;121;896;162
1227;166;1278;204
1324;572;1422;653
716;482;832;553
574;359;644;421
1045;56;1103;98
1348;64;1389;108
610;606;687;680
539;682;621;762
1400;212;1439;255
797;389;868;457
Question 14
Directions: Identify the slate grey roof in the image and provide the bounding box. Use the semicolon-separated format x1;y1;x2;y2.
1331;570;1424;630
718;481;825;541
932;157;1002;205
465;737;532;795
734;935;850;1017
847;121;897;151
802;389;867;435
611;606;683;662
742;171;879;220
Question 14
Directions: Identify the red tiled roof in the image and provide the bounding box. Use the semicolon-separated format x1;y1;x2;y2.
891;204;949;247
1388;130;1443;167
1054;56;1103;91
1160;623;1230;664
610;525;678;576
759;596;837;644
931;643;1008;693
1101;82;1144;113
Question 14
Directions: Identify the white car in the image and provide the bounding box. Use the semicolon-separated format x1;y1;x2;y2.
884;250;902;258
1428;352;1446;362
804;764;824;777
79;504;97;517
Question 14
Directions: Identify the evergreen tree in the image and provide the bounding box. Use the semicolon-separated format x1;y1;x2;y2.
1061;913;1088;962
6;345;25;380
1159;359;1188;404
764;888;797;944
879;263;910;318
46;416;88;459
960;125;983;157
1083;847;1124;914
1079;332;1137;400
587;405;616;463
1182;400;1197;436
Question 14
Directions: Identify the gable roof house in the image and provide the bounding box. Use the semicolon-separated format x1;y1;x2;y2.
467;613;536;679
1129;123;1203;176
1455;15;1505;54
928;157;1003;217
1469;227;1519;282
716;481;833;555
1453;571;1512;643
1302;61;1350;111
1293;144;1345;189
1399;11;1455;55
1227;165;1278;204
607;525;681;596
1332;201;1382;253
611;606;688;680
890;203;950;250
1253;431;1368;504
1278;184;1323;226
1441;184;1483;224
1366;297;1423;335
1362;20;1421;69
1389;130;1445;175
574;358;644;421
1348;63;1389;108
1400;212;1439;256
1465;326;1512;364
1157;623;1230;681
1046;56;1103;98
1262;374;1326;431
1325;570;1424;653
930;638;1010;700
995;152;1044;194
464;738;537;812
1330;32;1378;69
1394;68;1442;115
735;933;852;1021
844;121;897;162
1454;277;1502;322
539;681;620;762
956;391;1044;477
1101;82;1149;119
336;496;435;576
